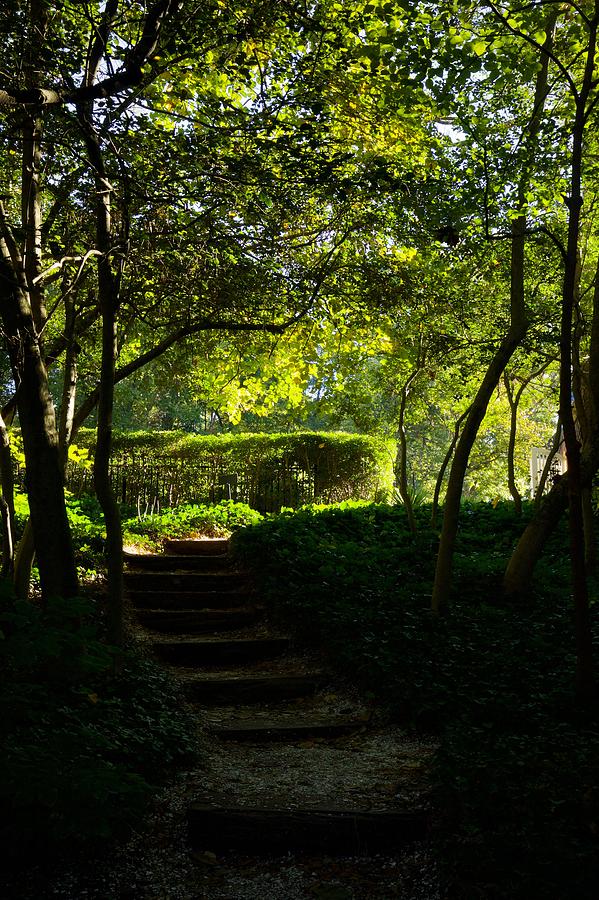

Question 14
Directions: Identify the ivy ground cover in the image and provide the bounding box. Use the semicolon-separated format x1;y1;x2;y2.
233;501;599;900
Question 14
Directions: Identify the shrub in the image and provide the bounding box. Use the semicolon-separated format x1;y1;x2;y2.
68;429;395;511
232;500;599;899
122;500;264;548
0;583;198;859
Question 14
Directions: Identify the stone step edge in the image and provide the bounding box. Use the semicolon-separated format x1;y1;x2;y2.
136;610;263;635
137;605;262;617
153;636;290;665
187;804;431;854
153;636;289;648
124;551;232;568
124;573;246;584
207;713;371;741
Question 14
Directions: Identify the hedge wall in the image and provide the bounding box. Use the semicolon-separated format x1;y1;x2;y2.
69;431;395;513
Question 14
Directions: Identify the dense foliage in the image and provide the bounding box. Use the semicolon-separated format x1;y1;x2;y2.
233;501;599;899
122;501;263;548
0;583;198;859
17;493;260;567
69;430;395;508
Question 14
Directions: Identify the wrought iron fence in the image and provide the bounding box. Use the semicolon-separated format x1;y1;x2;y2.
66;454;318;514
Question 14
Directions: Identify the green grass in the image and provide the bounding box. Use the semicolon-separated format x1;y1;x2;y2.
122;500;263;548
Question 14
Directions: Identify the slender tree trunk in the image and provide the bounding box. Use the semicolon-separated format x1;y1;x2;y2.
582;487;597;573
504;471;569;594
14;520;35;601
431;321;527;612
534;418;562;511
506;19;598;699
505;362;553;514
571;265;597;573
508;254;599;592
0;413;15;575
94;284;124;647
430;19;554;613
431;406;471;529
558;88;596;702
503;372;523;516
395;370;419;534
78;82;124;645
58;289;79;469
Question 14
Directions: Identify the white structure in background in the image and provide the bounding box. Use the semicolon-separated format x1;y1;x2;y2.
530;441;567;495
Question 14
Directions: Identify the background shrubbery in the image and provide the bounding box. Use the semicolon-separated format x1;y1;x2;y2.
67;430;395;511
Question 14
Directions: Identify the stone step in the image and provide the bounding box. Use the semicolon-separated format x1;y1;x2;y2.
187;804;430;854
124;551;232;572
208;714;370;742
128;589;251;610
164;538;229;556
124;571;247;592
185;674;323;704
136;607;262;634
153;636;290;666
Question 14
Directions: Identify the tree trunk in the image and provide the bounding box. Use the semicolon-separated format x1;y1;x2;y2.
557;113;595;700
430;18;555;613
431;406;470;529
504;472;569;596
0;245;78;601
395;370;418;534
94;291;124;647
505;362;553;514
78;83;124;645
431;320;527;612
582;487;597;574
16;335;79;599
534;418;561;511
0;4;76;600
58;288;79;469
505;20;597;699
14;519;36;601
503;372;523;516
0;413;15;575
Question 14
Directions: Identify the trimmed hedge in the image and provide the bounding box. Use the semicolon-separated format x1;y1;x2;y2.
69;431;395;512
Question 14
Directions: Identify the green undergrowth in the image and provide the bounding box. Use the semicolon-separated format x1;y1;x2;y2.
232;500;599;900
122;500;263;549
12;492;263;569
0;583;198;861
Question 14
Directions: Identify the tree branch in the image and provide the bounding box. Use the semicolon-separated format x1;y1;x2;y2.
0;0;180;108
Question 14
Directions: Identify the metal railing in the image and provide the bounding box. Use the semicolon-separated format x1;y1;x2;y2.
66;454;318;514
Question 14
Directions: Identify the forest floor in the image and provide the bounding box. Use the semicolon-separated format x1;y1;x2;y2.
15;713;442;900
8;666;443;900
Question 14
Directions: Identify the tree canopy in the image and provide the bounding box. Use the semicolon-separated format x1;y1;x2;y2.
1;0;599;677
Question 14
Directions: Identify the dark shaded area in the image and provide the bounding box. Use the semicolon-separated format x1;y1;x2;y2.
233;501;599;900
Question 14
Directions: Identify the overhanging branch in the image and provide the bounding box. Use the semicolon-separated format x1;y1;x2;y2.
0;0;180;109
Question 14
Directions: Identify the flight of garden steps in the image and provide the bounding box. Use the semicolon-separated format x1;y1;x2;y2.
124;538;431;857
